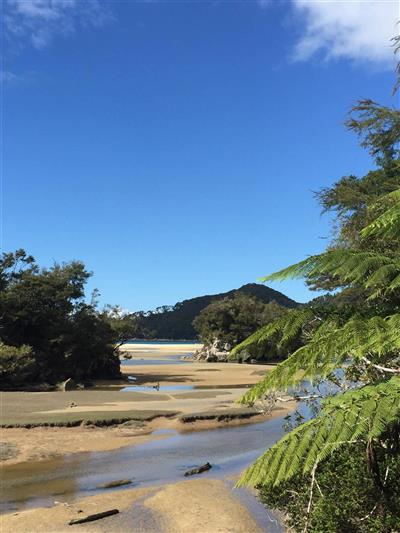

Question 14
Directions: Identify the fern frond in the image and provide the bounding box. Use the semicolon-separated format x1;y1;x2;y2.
237;377;400;488
240;314;400;403
229;308;316;361
260;250;400;298
361;188;400;240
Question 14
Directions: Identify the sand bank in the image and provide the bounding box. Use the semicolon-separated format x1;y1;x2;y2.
1;479;263;533
0;356;294;467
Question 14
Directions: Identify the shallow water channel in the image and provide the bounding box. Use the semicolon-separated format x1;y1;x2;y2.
0;410;308;532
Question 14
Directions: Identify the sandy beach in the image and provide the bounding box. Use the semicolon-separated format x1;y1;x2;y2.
1;479;264;533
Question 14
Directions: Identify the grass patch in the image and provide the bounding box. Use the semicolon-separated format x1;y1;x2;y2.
179;407;260;423
0;390;175;428
1;410;178;428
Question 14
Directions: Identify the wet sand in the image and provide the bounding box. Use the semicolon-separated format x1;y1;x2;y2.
1;479;264;533
1;343;291;532
1;344;287;467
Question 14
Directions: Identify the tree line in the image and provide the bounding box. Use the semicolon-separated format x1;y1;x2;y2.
0;251;142;388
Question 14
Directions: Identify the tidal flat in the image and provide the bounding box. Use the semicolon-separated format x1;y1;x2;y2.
0;342;294;532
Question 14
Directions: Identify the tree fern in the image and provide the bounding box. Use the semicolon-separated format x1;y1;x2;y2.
240;314;400;404
236;93;400;529
229;307;317;361
361;188;400;240
259;249;400;299
237;377;400;488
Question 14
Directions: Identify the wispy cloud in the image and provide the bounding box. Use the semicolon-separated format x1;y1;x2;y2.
291;0;399;67
0;70;19;84
4;0;111;50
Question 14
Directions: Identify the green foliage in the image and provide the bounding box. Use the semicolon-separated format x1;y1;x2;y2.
229;307;316;362
236;86;400;530
362;188;400;241
240;314;400;403
136;283;297;340
316;171;400;251
260;445;400;533
101;305;151;346
262;250;399;296
238;378;400;488
0;343;36;386
0;250;122;386
345;100;400;167
193;293;288;347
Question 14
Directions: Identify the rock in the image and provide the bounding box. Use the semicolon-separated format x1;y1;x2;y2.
96;479;132;489
60;378;78;391
195;338;231;362
184;462;212;476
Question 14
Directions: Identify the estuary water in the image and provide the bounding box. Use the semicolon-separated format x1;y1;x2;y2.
1;341;310;532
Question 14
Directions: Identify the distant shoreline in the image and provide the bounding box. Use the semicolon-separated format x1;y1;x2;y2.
124;339;199;344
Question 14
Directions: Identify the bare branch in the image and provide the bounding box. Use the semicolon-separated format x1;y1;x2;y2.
362;356;400;374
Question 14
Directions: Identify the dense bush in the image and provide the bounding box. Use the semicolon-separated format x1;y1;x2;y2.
193;294;288;347
0;343;36;386
0;250;141;387
260;445;400;533
136;283;297;340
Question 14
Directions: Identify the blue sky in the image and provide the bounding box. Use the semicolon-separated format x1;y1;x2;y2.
2;0;399;310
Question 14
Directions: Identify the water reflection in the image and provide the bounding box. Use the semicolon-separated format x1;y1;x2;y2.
0;406;309;513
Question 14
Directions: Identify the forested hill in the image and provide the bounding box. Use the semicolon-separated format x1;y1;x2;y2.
140;283;299;340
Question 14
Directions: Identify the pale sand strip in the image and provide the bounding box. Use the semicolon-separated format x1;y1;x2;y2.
120;343;203;358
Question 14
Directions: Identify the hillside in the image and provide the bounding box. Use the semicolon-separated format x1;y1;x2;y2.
140;284;299;340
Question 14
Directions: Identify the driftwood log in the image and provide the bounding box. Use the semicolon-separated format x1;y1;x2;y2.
69;509;119;525
96;479;132;489
184;462;212;476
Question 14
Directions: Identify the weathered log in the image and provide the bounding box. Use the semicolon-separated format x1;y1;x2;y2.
69;509;119;525
96;479;132;489
184;462;212;476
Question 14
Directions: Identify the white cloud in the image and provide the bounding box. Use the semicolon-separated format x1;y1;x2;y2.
292;0;399;67
0;70;19;83
5;0;110;49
